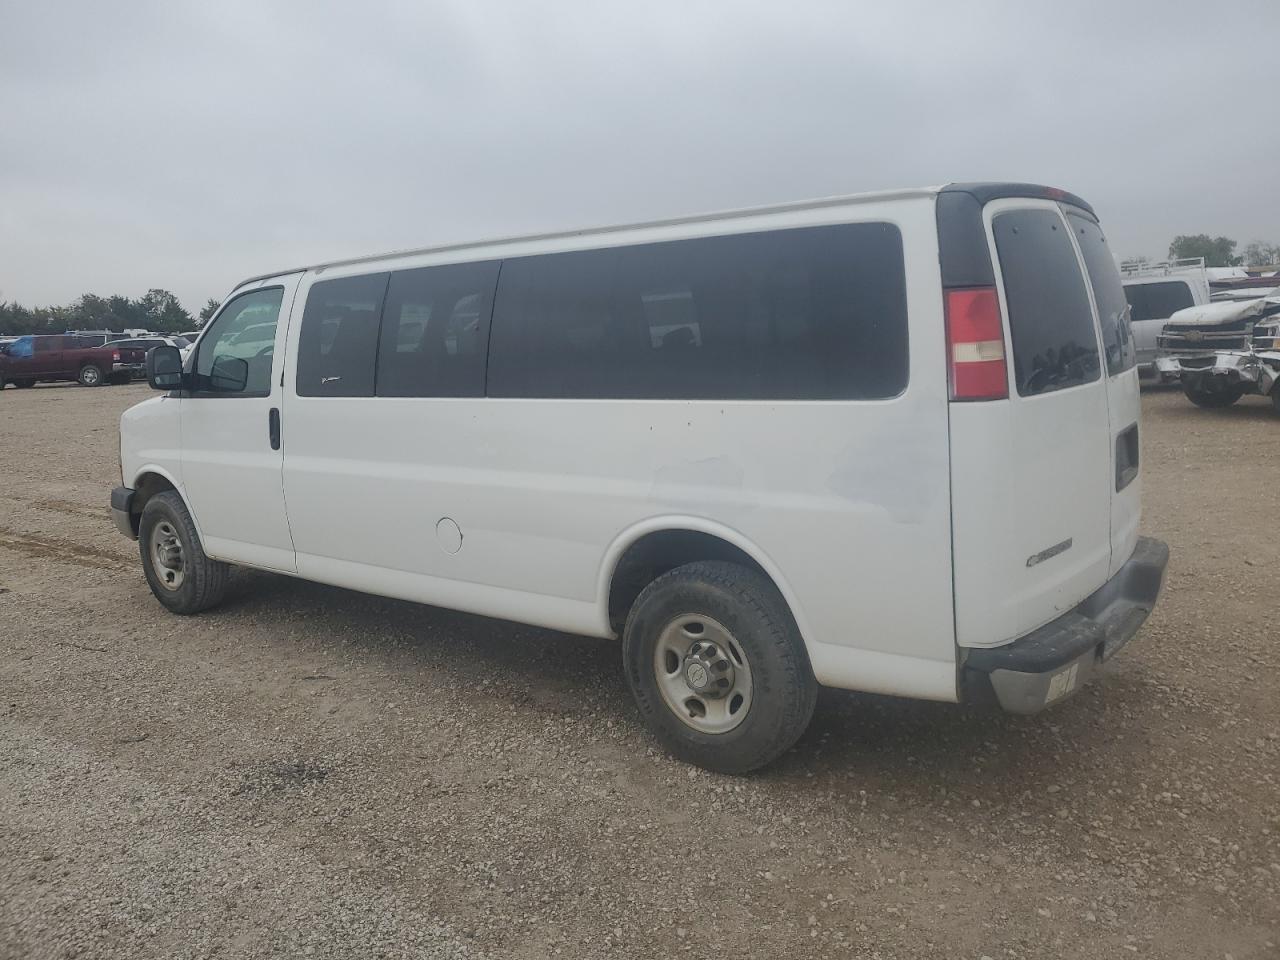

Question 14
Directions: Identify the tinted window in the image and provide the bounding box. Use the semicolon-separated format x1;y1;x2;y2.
1068;213;1135;375
1123;280;1195;323
376;261;498;398
992;209;1100;397
488;223;908;400
193;287;284;396
296;273;388;397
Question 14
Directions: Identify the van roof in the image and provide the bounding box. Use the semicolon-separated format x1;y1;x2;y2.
231;181;1092;291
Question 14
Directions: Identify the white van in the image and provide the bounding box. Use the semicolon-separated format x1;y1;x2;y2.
112;183;1168;773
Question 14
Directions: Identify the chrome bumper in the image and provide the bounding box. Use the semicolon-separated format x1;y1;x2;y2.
1155;351;1279;393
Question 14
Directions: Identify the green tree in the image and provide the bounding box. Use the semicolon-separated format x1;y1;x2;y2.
198;298;221;324
1168;234;1243;267
1242;241;1280;268
139;288;193;333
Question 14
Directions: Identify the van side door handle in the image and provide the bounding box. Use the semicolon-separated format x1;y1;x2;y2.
268;407;281;450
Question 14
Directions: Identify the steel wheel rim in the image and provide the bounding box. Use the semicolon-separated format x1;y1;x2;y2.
653;614;753;734
150;520;185;590
82;367;100;385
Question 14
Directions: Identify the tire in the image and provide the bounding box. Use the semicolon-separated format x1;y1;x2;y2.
1272;385;1280;416
78;364;104;387
1182;380;1244;408
15;378;35;389
622;560;818;774
138;490;229;614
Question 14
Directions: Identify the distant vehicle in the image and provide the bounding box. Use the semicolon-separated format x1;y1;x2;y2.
1120;258;1210;377
65;329;116;347
112;182;1169;773
0;335;145;389
1155;292;1280;409
106;335;194;375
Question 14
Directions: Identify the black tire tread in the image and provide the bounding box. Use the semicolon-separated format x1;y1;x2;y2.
623;560;817;774
139;491;229;614
1182;382;1243;408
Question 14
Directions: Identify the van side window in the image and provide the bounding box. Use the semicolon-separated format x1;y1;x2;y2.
1068;213;1135;376
296;274;389;398
192;287;285;396
1123;280;1194;323
487;223;908;400
375;261;499;398
992;210;1101;397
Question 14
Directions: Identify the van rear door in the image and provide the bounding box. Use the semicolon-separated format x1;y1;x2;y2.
1064;211;1142;579
946;192;1114;648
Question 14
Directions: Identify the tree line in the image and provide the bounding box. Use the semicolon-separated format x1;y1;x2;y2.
1166;236;1280;269
0;290;222;337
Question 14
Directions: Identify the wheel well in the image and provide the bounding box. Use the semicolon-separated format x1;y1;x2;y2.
607;529;770;632
131;473;177;525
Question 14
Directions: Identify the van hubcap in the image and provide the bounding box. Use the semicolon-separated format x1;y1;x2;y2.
654;615;752;734
150;521;185;590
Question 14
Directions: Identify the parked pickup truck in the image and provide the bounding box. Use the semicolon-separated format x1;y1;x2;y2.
1155;293;1280;410
0;335;147;389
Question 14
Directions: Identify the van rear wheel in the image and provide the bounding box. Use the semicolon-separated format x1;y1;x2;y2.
622;560;817;774
1182;380;1244;408
138;491;229;614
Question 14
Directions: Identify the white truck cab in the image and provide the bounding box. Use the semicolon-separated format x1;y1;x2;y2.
1120;258;1211;375
113;182;1169;772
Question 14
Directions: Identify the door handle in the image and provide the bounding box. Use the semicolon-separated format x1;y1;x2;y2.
268;407;281;450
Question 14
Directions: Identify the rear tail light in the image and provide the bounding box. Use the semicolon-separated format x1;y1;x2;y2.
112;349;120;361
945;287;1008;401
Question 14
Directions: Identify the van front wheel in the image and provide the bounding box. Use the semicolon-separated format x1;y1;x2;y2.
138;491;228;614
622;560;817;774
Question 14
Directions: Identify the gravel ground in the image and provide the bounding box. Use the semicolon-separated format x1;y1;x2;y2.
1;381;1277;960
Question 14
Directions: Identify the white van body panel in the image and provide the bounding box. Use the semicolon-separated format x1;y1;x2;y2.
277;195;960;701
950;199;1114;648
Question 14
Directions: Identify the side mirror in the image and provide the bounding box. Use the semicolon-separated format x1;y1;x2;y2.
146;345;184;390
209;355;249;392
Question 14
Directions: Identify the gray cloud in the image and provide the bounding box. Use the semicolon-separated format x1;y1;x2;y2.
2;0;1278;312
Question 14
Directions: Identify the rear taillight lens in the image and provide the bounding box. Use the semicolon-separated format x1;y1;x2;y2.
945;287;1008;401
112;349;120;361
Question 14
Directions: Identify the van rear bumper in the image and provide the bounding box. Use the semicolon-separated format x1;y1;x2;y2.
963;537;1169;714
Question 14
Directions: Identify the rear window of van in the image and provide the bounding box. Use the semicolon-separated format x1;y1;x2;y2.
992;209;1100;397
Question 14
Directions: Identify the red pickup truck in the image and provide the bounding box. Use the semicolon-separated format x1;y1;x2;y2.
0;335;146;389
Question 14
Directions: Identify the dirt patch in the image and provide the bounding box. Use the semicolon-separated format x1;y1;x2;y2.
0;527;130;571
0;381;1277;960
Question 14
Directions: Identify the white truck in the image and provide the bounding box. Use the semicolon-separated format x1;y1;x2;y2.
1155;292;1280;410
1120;258;1210;377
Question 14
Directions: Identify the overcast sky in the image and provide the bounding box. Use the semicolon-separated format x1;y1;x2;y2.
2;0;1278;313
